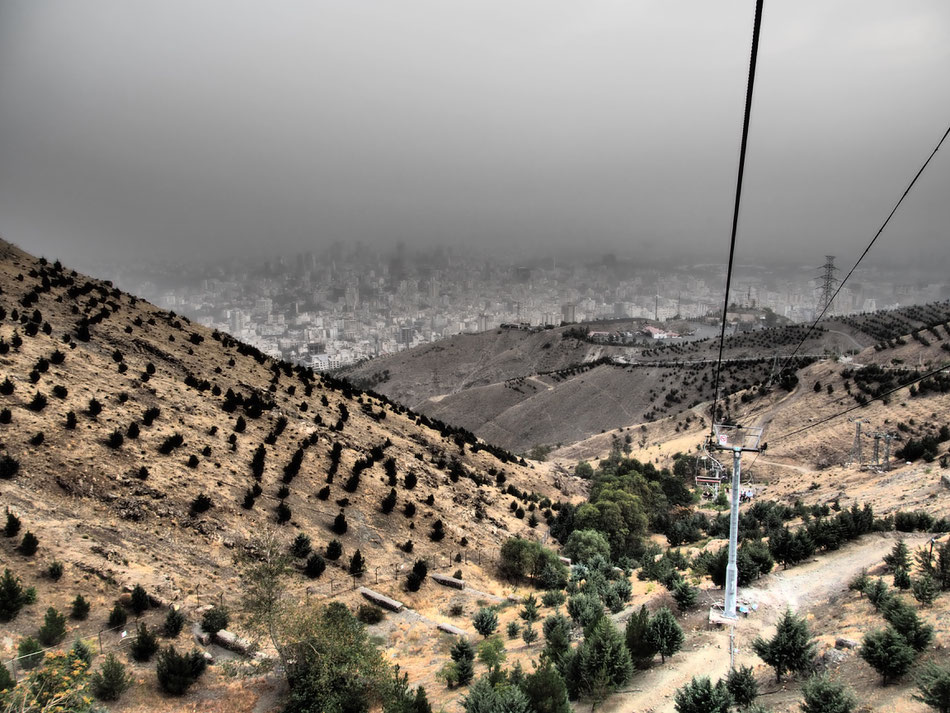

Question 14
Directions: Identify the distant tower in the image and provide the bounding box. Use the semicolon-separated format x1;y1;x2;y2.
654;290;659;322
816;255;839;315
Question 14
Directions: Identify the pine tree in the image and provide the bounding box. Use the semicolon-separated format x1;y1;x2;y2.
107;602;127;629
71;594;91;620
130;584;150;615
37;606;67;645
541;613;572;665
0;568;28;621
578;616;633;692
672;580;698;612
860;627;915;685
163;608;186;637
290;532;312;559
751;609;816;682
673;676;732;713
3;511;20;537
884;539;911;573
914;574;939;606
349;550;366;576
451;638;475;686
519;659;572;713
305;552;326;578
882;598;934;652
800;675;856;713
914;663;950;713
646;607;684;663
624;604;656;668
90;654;132;701
726;665;758;709
130;622;160;662
155;646;207;695
472;607;499;638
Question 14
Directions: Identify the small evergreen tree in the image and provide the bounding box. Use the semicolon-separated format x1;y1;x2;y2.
0;568;28;621
541;613;573;665
577;616;632;692
472;607;499;638
17;636;44;670
520;659;572;713
884;539;911;572
672;580;698;612
130;622;160;662
156;646;207;695
860;626;915;685
451;638;475;686
406;559;428;592
507;621;521;639
800;674;856;713
646;607;684;663
71;594;91;620
290;532;312;559
882;598;934;652
326;539;343;560
71;638;93;664
521;624;538;645
349;550;367;576
305;552;327;578
47;560;64;581
107;602;127;629
752;609;816;682
332;510;348;535
726;665;758;709
19;531;39;556
163;608;186;637
130;584;150;615
914;574;939;606
673;676;732;713
915;663;950;713
894;566;912;590
201;605;229;635
90;653;132;701
3;510;20;537
625;604;656;668
38;606;67;645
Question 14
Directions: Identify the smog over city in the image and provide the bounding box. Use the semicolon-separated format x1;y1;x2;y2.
1;3;950;713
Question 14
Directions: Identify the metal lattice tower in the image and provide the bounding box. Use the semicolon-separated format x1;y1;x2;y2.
816;255;839;316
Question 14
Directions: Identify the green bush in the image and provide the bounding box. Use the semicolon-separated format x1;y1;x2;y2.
0;568;29;621
70;594;90;620
472;607;498;638
800;674;856;713
19;531;39;556
673;675;732;713
861;626;915;685
305;552;327;578
131;622;160;662
354;602;384;625
163;608;186;637
156;646;207;695
752;609;816;682
914;663;950;713
47;560;64;581
130;584;150;615
91;653;132;701
17;636;44;670
107;602;127;629
201;605;229;635
38;606;67;646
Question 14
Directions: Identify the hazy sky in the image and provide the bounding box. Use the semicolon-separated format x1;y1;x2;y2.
0;1;948;268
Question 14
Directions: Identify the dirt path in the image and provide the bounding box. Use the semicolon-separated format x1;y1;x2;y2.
600;532;930;713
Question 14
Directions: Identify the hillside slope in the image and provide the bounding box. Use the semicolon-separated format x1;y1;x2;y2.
0;240;581;684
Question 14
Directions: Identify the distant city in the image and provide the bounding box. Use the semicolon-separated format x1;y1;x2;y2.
78;246;948;371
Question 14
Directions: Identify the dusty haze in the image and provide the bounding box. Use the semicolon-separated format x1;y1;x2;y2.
0;1;948;268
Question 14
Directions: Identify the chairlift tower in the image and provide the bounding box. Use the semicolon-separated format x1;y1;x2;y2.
711;424;763;620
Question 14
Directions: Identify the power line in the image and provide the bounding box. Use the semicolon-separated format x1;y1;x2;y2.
778;123;950;374
769;362;949;444
711;0;765;433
